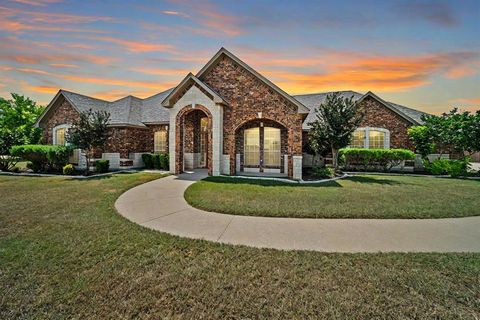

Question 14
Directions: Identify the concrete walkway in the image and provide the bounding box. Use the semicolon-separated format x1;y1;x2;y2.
115;170;480;253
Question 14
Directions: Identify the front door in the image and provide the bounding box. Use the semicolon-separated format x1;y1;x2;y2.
199;117;208;168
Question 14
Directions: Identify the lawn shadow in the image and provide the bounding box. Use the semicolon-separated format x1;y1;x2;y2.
201;176;343;188
348;176;407;185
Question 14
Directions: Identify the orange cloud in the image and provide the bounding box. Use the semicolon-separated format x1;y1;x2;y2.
49;63;79;68
17;67;51;75
256;51;479;94
91;36;175;53
454;98;480;105
27;85;58;94
131;67;189;76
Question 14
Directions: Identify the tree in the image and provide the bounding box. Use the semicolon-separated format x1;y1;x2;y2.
308;92;364;169
66;109;110;174
407;125;435;159
0;93;43;155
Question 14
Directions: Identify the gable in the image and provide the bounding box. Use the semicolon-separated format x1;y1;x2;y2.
37;93;80;128
197;48;309;114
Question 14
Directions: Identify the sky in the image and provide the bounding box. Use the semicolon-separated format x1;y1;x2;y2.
0;0;479;114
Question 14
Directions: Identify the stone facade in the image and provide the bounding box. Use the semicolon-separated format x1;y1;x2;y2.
201;55;304;177
357;96;413;149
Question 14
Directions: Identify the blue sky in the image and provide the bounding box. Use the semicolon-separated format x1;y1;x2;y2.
0;0;479;113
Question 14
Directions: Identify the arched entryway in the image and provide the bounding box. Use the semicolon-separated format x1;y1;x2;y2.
175;105;213;175
234;119;288;176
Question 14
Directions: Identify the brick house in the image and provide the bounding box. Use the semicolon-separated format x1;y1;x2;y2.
35;47;427;178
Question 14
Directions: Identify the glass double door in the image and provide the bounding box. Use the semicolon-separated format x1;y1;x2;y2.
244;126;281;168
199;117;208;168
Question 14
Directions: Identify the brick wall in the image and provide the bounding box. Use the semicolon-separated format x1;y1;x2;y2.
201;55;303;176
358;96;413;149
40;97;80;144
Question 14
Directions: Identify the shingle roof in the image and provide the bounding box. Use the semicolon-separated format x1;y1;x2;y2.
294;90;428;129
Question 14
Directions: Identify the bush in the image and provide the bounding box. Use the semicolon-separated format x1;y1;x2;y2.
143;153;169;170
11;166;20;173
311;166;335;179
160;153;169;170
94;160;109;173
339;148;415;172
63;164;75;175
10;144;73;173
142;153;154;169
152;154;161;170
0;155;19;171
424;158;470;177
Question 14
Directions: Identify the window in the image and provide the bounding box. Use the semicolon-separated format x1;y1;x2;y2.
244;127;260;166
55;127;66;145
351;130;366;148
349;127;389;149
154;131;167;153
369;130;386;149
263;127;281;166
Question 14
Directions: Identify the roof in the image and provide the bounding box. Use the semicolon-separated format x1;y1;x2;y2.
36;47;428;129
36;88;173;127
295;90;427;130
196;47;310;114
161;73;229;108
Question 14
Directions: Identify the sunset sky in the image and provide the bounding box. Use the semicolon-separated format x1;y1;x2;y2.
0;0;479;113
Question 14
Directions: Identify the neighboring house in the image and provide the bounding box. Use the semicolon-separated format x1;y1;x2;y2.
35;47;427;178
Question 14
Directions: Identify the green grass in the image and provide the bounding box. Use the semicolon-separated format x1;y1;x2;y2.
1;174;479;319
185;175;480;218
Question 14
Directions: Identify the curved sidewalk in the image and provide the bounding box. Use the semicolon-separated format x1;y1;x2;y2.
115;170;480;253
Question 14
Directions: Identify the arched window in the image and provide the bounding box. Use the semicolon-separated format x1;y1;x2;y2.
350;127;390;149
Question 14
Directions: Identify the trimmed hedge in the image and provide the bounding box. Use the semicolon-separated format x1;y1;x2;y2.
339;148;415;172
142;153;169;170
10;144;73;173
94;160;109;173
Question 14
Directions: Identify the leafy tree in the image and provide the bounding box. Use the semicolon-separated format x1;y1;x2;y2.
0;93;43;155
467;110;480;153
408;125;435;159
308;92;364;169
66;109;110;174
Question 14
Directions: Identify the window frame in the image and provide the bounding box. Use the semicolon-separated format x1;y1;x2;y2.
263;127;281;167
244;127;260;167
52;124;71;146
350;127;390;149
154;130;167;153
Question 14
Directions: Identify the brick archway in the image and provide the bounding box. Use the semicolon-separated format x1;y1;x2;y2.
175;104;213;175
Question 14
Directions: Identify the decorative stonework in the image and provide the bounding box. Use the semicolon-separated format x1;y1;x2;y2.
175;105;213;175
200;55;304;177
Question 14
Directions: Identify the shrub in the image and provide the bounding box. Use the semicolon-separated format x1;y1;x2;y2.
10;144;73;172
0;155;19;171
11;166;20;173
311;166;335;179
339;148;415;172
159;153;169;170
142;153;154;169
152;154;162;170
63;164;75;175
424;157;470;177
26;160;41;173
94;160;109;173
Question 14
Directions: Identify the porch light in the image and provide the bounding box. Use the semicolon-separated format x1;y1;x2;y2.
257;112;262;118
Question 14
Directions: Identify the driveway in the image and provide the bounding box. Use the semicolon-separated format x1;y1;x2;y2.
115;170;480;253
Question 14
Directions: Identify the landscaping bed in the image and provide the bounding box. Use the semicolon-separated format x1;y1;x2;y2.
0;173;479;318
185;175;480;219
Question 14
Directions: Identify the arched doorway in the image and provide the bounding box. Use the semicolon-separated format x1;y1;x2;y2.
175;105;213;175
235;119;287;175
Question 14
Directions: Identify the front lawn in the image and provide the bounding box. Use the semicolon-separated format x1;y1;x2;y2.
1;174;479;318
185;175;480;218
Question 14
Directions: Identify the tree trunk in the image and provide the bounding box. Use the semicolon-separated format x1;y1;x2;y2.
332;148;338;170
